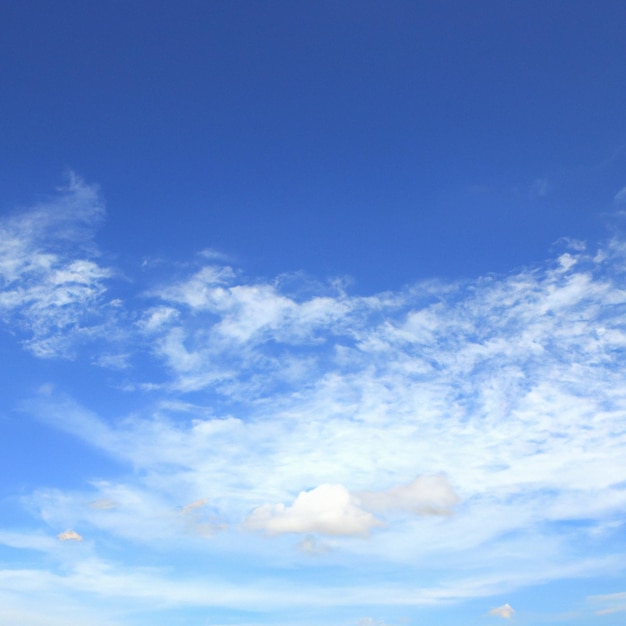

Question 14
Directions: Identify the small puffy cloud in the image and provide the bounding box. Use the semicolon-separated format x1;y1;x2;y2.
244;484;383;536
358;475;460;516
489;603;514;619
57;529;83;541
357;619;388;626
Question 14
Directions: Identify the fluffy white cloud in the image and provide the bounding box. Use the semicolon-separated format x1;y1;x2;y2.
244;477;459;538
244;484;383;536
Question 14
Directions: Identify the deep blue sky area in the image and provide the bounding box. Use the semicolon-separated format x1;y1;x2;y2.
3;1;626;290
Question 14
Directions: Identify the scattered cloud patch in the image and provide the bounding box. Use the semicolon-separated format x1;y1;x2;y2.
57;530;83;542
358;475;459;516
489;603;514;619
0;174;116;358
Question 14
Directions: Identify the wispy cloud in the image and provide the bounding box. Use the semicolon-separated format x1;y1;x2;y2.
88;499;118;511
358;475;459;516
589;591;626;615
4;178;626;622
0;173;117;358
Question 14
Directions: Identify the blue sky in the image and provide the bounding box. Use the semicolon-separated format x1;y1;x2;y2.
2;2;626;625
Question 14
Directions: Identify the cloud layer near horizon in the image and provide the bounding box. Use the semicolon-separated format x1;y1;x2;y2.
2;177;626;624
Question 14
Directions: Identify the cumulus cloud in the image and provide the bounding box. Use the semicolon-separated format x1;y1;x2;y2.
57;530;83;542
244;484;383;536
489;603;514;619
244;476;459;538
358;475;459;516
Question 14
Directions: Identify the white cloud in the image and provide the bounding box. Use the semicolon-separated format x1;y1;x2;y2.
0;174;116;358
358;475;459;516
57;530;83;542
489;603;514;618
244;484;383;536
7;177;626;619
